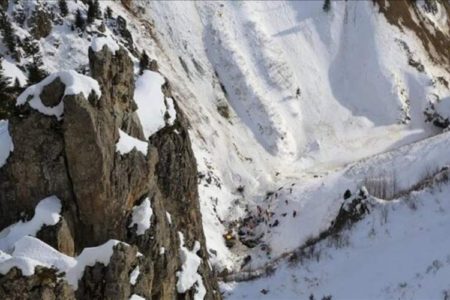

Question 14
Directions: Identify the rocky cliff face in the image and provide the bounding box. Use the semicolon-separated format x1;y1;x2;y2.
0;31;220;300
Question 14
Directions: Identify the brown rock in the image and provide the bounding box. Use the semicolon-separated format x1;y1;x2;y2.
0;267;75;300
77;243;152;300
40;78;65;107
37;217;75;256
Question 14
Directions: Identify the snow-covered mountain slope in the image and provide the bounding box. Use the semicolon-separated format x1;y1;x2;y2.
134;0;450;270
223;181;450;300
1;0;450;298
133;1;450;297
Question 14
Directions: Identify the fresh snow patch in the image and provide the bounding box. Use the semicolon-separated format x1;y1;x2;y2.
0;251;48;276
116;129;148;156
166;97;177;126
166;212;172;225
2;236;77;277
129;295;146;300
90;35;120;54
134;70;177;138
0;196;61;252
0;237;123;289
129;265;140;285
16;70;101;120
129;198;153;235
0;197;124;288
2;58;27;86
0;120;13;168
160;247;165;255
176;232;206;300
13;236;76;271
66;239;121;289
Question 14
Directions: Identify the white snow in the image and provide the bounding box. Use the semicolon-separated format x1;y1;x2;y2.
0;250;48;276
16;70;101;120
6;237;123;289
129;265;140;285
166;212;172;225
0;196;61;252
12;236;76;271
176;232;206;300
134;70;177;138
66;239;122;289
225;182;450;300
0;197;125;289
90;35;120;54
141;0;450;275
116;129;148;156
0;120;13;168
160;247;165;255
1;58;27;86
129;295;146;300
129;198;153;235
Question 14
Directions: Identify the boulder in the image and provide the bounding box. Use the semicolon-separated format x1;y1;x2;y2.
40;78;65;107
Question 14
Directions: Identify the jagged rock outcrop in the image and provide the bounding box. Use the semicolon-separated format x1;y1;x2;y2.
0;43;220;299
0;267;75;300
76;244;153;300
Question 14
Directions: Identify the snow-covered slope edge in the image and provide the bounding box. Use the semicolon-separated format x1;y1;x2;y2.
127;0;450;272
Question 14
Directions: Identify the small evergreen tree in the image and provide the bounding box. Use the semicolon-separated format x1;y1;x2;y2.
0;58;11;95
139;50;150;74
22;37;40;57
75;9;85;30
87;0;101;24
0;57;14;119
105;6;113;19
27;55;48;84
323;0;331;12
59;0;69;17
0;13;17;56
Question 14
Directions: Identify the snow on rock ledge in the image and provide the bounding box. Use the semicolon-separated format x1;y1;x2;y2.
129;198;153;235
0;197;127;290
90;35;120;54
16;70;101;120
0;120;13;168
134;70;177;138
116;129;148;156
0;236;124;289
0;196;61;252
176;232;206;300
66;239;122;289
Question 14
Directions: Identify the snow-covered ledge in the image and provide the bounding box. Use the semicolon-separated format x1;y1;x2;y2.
116;129;148;156
16;70;101;120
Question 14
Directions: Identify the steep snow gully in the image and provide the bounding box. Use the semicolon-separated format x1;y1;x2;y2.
1;0;450;299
